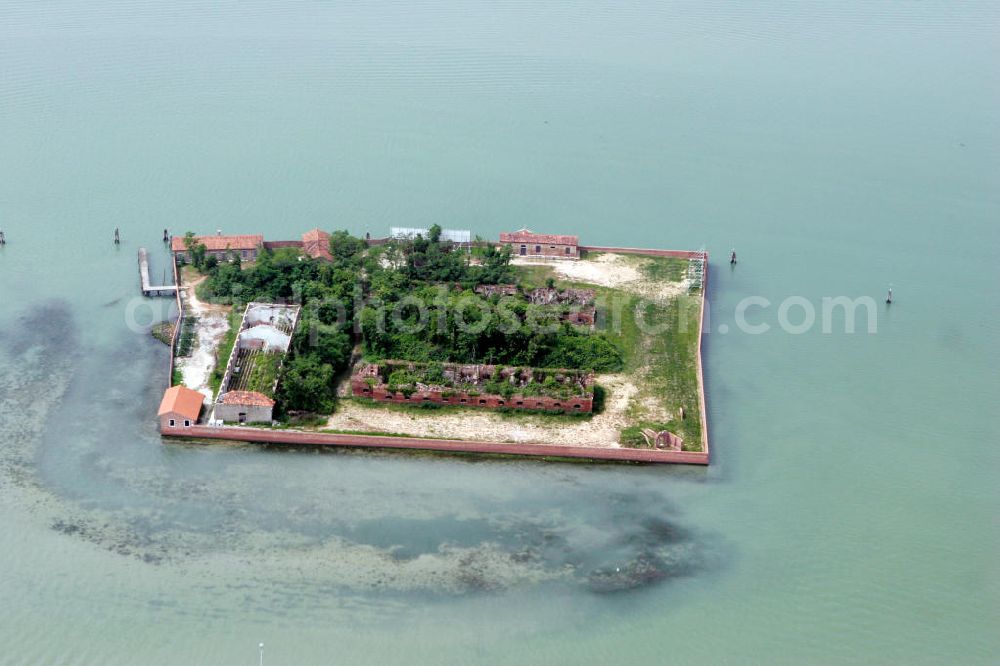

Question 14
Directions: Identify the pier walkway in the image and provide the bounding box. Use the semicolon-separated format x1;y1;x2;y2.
138;247;178;297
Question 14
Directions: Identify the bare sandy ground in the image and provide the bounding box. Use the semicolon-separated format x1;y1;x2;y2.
175;273;232;402
511;252;687;302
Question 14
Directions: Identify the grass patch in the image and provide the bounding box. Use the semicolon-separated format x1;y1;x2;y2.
641;294;703;450
512;264;558;289
619;421;677;448
277;414;330;428
637;255;688;283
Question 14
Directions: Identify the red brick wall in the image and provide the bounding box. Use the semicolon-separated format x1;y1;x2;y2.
578;246;705;260
564;308;596;326
351;379;593;413
511;242;578;259
159;412;197;430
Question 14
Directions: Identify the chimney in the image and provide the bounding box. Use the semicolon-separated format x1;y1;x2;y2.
217;229;222;236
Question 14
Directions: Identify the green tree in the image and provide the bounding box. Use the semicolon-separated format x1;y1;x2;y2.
183;232;208;270
428;224;442;243
328;230;367;265
278;355;334;413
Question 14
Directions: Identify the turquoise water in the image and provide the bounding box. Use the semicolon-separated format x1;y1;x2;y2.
1;2;997;663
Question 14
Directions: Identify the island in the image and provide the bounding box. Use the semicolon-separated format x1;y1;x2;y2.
154;226;709;464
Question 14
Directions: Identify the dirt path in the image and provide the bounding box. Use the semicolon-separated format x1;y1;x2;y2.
175;272;232;402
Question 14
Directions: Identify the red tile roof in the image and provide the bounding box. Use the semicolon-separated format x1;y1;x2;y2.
301;228;333;261
220;390;275;407
171;234;264;253
263;240;303;250
158;385;205;420
499;228;578;246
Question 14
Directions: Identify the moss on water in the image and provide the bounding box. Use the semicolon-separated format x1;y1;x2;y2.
150;321;175;346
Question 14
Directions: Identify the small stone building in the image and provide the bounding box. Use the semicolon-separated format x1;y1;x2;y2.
499;228;579;260
157;385;205;430
214;390;276;424
171;233;264;262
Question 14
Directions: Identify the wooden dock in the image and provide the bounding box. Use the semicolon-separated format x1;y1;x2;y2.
138;247;178;297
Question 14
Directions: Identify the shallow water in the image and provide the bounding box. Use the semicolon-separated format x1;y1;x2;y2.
0;1;997;664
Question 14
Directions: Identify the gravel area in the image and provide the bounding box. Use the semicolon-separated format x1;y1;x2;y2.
175;274;232;402
512;252;687;302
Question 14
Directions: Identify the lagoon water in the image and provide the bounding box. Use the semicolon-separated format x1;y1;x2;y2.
0;2;998;663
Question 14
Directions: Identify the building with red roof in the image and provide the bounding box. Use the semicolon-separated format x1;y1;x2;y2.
217;390;276;424
170;233;264;263
158;385;205;430
301;228;333;261
499;228;579;260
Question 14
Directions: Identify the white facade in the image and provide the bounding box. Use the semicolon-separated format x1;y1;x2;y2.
239;325;292;351
390;227;472;244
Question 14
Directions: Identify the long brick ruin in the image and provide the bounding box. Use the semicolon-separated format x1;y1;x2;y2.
351;361;595;413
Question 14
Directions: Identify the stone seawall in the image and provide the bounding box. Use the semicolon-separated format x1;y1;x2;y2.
697;252;710;457
578;245;706;260
164;425;710;465
167;253;182;386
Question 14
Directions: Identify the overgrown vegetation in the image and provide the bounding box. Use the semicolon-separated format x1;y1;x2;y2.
175;315;198;357
233;351;283;396
361;297;622;371
360;250;624;372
